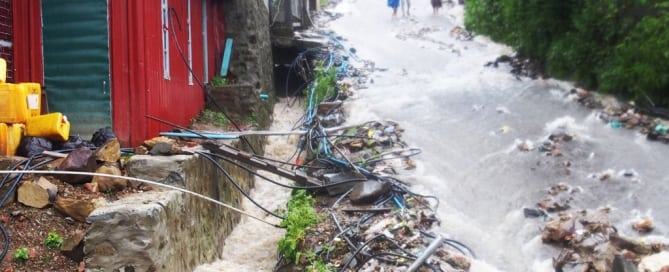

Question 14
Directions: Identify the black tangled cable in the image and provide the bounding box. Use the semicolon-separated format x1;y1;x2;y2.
197;151;285;220
202;152;361;191
167;7;257;154
0;153;57;263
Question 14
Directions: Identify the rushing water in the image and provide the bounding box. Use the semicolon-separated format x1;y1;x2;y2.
198;1;669;271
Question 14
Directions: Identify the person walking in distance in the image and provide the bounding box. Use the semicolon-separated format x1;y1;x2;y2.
402;0;411;16
388;0;400;17
431;0;442;15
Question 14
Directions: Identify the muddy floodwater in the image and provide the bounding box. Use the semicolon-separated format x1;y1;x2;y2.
197;1;669;271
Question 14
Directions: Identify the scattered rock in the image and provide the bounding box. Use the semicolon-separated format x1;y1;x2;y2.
149;142;174;156
349;180;392;205
54;197;100;222
542;213;576;243
94;138;121;163
91;163;127;192
57;147;98;184
61;229;86;262
17;176;58;208
143;136;175;149
632;218;654;233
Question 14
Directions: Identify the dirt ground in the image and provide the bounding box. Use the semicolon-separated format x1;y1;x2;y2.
0;173;135;272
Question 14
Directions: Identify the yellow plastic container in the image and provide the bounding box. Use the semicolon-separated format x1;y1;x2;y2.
18;83;42;117
25;112;70;142
0;58;6;83
0;83;42;123
0;123;24;156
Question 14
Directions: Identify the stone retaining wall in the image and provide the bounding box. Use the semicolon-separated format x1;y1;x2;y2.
84;150;256;271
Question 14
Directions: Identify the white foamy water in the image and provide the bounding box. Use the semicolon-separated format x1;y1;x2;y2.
194;99;303;272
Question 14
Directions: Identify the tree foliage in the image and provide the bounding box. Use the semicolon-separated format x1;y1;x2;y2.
465;0;669;107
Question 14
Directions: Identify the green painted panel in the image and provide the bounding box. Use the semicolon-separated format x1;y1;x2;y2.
42;0;111;139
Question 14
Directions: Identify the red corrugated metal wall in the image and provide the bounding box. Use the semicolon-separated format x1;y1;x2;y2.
12;0;42;84
0;0;13;82
13;0;222;146
110;0;216;146
208;0;225;80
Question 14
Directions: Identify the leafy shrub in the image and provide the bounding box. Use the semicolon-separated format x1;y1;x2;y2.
13;247;29;262
194;109;230;128
278;190;321;264
45;230;64;249
465;0;669;107
601;10;669;105
209;76;228;87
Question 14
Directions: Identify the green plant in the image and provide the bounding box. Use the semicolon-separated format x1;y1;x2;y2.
277;190;321;264
306;63;337;109
195;109;231;128
246;112;257;126
210;76;228;87
304;248;334;272
308;260;333;272
44;230;64;249
465;0;669;108
13;247;29;262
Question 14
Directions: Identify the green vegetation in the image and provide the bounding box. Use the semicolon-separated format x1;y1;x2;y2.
277;190;322;266
304;246;335;272
194;109;231;128
44;230;64;249
209;75;228;87
13;247;29;262
307;63;337;109
465;0;669;107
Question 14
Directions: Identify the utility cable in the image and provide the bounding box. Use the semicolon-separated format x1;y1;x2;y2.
167;7;257;154
0;170;281;228
0;154;56;262
197;152;285;219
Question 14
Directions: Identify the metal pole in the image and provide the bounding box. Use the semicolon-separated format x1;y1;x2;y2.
407;234;443;272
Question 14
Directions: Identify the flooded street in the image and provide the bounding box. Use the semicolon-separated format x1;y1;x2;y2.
198;1;669;271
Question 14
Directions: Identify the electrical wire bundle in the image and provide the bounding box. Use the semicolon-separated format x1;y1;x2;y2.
0;153;59;263
261;33;476;271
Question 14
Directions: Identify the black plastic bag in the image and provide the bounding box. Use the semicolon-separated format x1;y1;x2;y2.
17;137;53;157
54;135;96;151
91;127;116;147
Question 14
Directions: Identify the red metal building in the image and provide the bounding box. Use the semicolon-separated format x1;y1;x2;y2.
11;0;228;147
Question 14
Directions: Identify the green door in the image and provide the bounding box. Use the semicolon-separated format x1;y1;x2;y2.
42;0;111;139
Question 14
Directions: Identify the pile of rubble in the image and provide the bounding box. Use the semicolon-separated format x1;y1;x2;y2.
270;22;475;271
1;128;195;268
277;119;474;271
570;88;669;143
525;183;669;271
515;128;669;271
484;54;547;80
487;53;669;144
